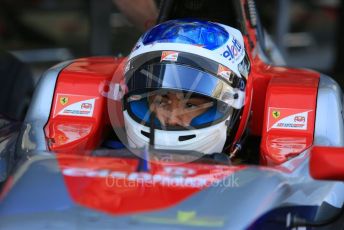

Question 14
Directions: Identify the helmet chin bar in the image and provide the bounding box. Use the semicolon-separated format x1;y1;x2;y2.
123;111;228;155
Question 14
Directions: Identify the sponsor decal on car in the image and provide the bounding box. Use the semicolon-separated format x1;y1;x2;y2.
61;164;240;189
54;94;96;118
63;167;208;188
161;51;179;62
81;103;92;110
294;116;305;123
267;107;312;131
164;166;196;177
59;96;69;105
272;110;281;119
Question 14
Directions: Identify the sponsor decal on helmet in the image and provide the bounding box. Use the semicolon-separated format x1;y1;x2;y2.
222;37;244;63
128;94;142;102
161;51;179;62
217;64;234;83
132;43;141;52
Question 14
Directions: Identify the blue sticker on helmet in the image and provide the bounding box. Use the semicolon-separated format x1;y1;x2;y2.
142;19;229;50
222;38;243;62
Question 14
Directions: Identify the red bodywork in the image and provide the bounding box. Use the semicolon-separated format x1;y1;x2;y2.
44;57;125;152
310;147;344;180
42;1;322;215
57;155;245;215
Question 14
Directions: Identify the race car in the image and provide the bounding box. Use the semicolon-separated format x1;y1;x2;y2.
1;0;344;229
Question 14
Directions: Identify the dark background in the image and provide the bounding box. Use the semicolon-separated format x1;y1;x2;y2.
0;0;343;120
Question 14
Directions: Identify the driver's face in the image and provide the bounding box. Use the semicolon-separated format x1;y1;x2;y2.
148;92;213;127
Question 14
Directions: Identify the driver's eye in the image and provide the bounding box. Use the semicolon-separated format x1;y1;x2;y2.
158;101;168;107
185;102;198;109
153;96;168;107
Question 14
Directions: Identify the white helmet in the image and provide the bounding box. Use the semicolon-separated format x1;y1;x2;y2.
122;19;249;154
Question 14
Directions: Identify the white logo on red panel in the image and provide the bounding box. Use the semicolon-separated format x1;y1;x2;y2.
54;94;96;118
268;108;311;131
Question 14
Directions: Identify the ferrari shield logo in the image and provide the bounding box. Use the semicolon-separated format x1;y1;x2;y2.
57;134;67;144
272;110;280;119
60;97;69;105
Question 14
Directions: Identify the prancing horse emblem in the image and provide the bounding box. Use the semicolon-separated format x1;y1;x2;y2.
272;110;280;119
60;97;69;105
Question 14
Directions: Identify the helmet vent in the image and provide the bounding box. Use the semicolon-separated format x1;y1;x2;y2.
141;130;150;138
178;134;196;142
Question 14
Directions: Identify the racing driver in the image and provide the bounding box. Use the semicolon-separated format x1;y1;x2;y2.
121;19;251;158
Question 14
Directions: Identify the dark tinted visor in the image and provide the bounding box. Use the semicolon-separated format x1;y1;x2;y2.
125;64;237;105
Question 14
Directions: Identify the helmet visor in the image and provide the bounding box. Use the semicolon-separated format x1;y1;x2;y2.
124;64;236;130
125;63;237;105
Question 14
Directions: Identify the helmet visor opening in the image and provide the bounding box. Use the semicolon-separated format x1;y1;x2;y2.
124;89;233;131
125;63;238;105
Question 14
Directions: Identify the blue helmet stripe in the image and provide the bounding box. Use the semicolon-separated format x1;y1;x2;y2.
142;19;229;50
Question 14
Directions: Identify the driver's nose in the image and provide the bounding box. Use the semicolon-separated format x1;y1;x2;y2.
165;108;183;126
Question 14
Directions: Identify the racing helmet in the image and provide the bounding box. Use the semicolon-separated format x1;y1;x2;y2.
122;19;250;155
